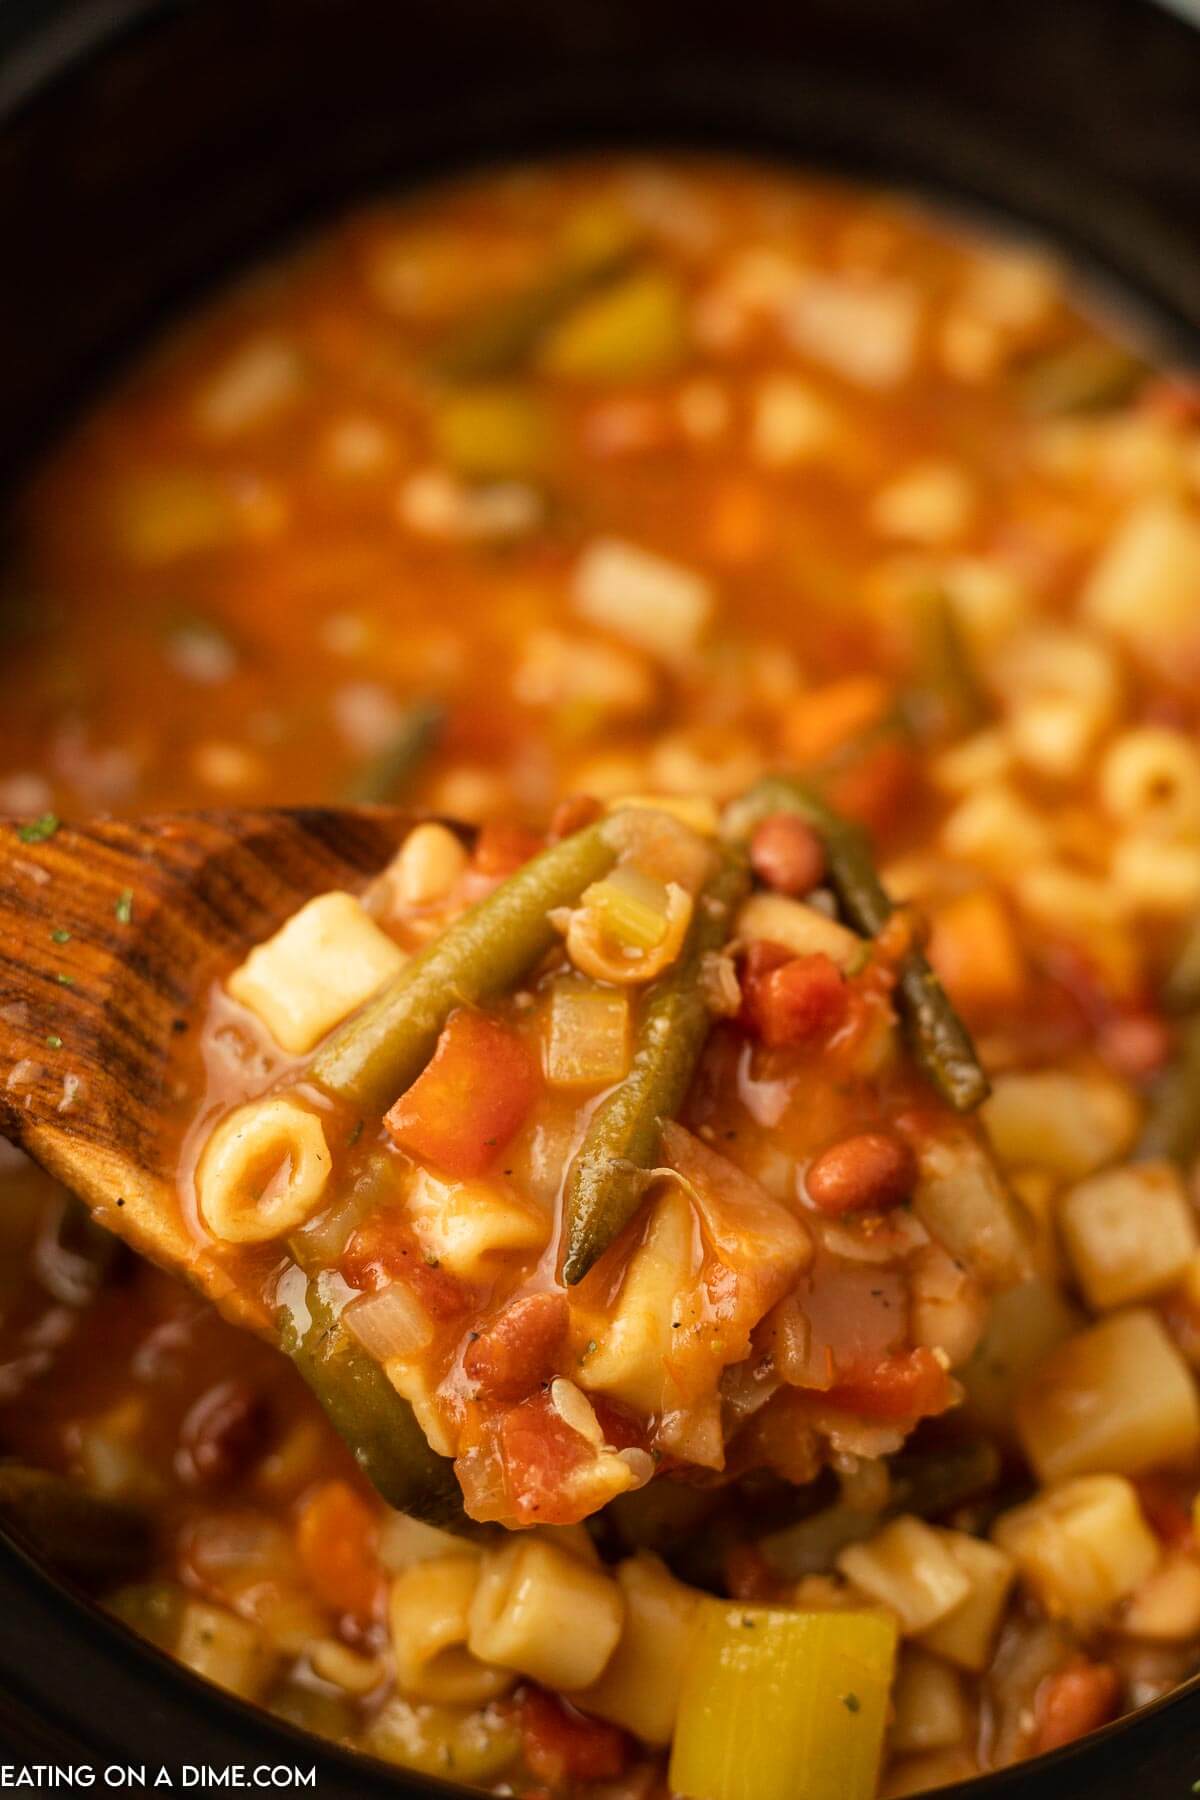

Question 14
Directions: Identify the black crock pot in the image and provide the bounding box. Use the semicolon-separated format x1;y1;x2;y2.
1;0;1199;1790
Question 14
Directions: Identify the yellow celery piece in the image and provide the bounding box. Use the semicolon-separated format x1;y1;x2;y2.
669;1603;898;1800
586;866;672;950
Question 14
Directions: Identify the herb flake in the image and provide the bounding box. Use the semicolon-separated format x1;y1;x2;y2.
18;813;60;844
114;889;134;925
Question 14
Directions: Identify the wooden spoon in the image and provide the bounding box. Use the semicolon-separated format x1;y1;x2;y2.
0;807;423;1335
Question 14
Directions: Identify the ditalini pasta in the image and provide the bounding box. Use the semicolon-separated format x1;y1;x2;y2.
6;151;1200;1800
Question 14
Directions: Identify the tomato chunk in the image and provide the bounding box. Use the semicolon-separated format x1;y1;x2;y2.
386;1007;539;1176
294;1479;381;1624
474;820;545;876
464;1293;570;1402
742;946;848;1048
823;1346;952;1422
497;1390;596;1526
519;1688;629;1784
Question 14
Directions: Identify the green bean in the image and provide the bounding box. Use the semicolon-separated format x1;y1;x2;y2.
341;699;446;804
0;1463;151;1587
310;816;620;1112
901;588;985;743
724;776;989;1113
1017;341;1147;417
431;237;640;383
278;1275;467;1529
758;1439;1000;1579
561;851;751;1286
1138;1014;1200;1167
1163;914;1200;1016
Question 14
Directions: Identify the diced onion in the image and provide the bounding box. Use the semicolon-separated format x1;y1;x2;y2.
343;1283;433;1361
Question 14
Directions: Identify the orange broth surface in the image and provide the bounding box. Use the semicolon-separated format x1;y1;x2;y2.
3;155;1200;1796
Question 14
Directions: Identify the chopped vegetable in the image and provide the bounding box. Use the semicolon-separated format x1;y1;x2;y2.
16;812;59;844
546;980;631;1087
310;815;620;1111
431;233;640;382
385;1007;539;1177
669;1602;897;1800
341;699;446;803
540;268;687;381
432;387;551;481
725;776;989;1111
1138;1014;1200;1166
1018;341;1147;415
277;1274;465;1527
561;850;750;1283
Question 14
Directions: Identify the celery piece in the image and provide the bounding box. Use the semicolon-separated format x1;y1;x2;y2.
669;1602;897;1800
540;269;687;381
432;387;551;482
586;866;672;951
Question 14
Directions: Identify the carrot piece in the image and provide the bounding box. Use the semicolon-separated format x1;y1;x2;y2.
781;674;892;766
385;1007;539;1176
474;821;545;877
1033;1661;1120;1754
927;889;1027;1016
294;1478;382;1623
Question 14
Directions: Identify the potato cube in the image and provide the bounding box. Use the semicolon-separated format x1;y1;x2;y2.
1059;1160;1198;1309
837;1516;971;1635
1083;500;1200;664
916;1531;1015;1672
888;1647;968;1754
982;1068;1140;1180
960;1276;1085;1444
227;890;405;1054
992;1475;1159;1626
1017;1309;1200;1483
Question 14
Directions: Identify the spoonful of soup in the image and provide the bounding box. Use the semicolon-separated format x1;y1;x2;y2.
0;788;1023;1533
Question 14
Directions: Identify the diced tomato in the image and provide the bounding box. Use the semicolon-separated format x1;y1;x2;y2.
549;794;604;841
741;947;848;1048
294;1478;382;1624
497;1390;595;1526
825;736;917;835
823;1346;952;1422
464;1293;570;1402
518;1688;629;1784
1033;1661;1120;1754
386;1007;539;1177
340;1210;471;1315
474;820;545;877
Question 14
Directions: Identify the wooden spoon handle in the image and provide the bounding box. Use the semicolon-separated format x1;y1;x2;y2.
0;807;415;1327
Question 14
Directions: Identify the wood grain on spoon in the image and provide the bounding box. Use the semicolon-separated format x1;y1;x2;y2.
0;808;422;1335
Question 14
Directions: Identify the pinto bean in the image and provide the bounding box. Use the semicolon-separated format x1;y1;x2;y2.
804;1129;917;1215
749;813;826;897
463;1292;570;1402
1033;1661;1120;1754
